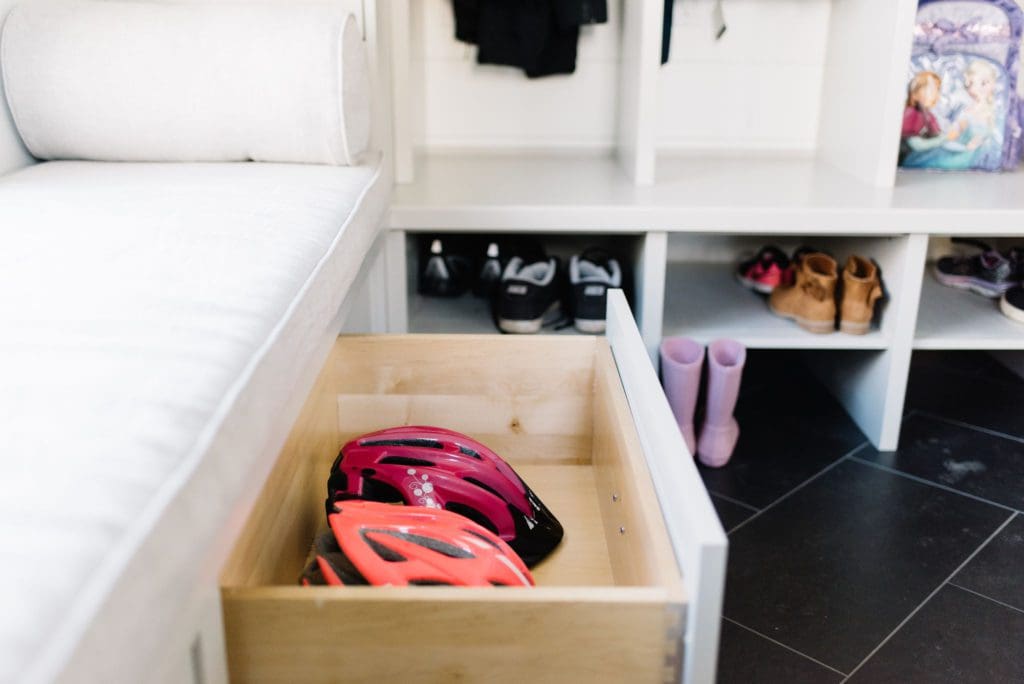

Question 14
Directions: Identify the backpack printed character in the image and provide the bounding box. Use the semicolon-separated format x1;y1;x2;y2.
899;71;942;164
945;60;1004;167
901;56;1010;170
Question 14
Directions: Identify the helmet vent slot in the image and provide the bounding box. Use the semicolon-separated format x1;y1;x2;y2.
360;478;405;504
361;531;408;562
372;529;475;559
464;527;502;550
379;456;436;467
445;502;500;536
361;438;443;449
464;477;503;499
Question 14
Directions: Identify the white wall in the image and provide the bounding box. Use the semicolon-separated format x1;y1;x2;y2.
411;0;623;151
410;0;833;155
657;0;831;154
0;0;34;175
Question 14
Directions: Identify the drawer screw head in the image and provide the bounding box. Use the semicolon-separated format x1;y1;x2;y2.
619;526;626;535
611;493;619;502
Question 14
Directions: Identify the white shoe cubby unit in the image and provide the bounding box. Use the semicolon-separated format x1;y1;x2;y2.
383;0;1024;454
401;232;647;334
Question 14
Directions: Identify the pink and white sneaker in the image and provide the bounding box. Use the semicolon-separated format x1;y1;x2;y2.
736;246;791;294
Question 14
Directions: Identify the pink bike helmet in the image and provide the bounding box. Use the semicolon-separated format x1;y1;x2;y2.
326;426;563;566
300;500;534;587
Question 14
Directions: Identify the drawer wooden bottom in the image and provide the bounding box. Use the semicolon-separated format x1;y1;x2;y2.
221;335;686;683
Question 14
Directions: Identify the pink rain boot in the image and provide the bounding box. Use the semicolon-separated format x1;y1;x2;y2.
660;337;704;455
697;339;746;468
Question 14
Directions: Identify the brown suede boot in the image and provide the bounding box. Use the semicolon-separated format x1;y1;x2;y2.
768;253;837;334
839;256;883;335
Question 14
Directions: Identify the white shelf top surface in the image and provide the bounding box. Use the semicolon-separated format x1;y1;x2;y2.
389;152;1024;234
914;270;1024;350
662;262;890;350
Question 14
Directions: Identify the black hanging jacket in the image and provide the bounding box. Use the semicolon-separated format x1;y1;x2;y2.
454;0;607;79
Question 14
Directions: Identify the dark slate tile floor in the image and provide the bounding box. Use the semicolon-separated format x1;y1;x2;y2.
709;350;1024;683
952;513;1024;612
699;353;866;508
846;585;1024;684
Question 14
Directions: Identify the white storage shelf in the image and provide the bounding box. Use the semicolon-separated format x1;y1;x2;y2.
662;262;889;349
389;153;1024;234
915;271;1024;350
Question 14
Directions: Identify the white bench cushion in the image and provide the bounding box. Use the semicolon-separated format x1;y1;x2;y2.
0;159;384;681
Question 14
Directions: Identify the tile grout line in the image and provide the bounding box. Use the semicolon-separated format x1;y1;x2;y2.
707;491;761;513
725;442;870;536
721;617;849;678
947;581;1024;616
850;456;1020;515
839;511;1018;683
915;410;1024;446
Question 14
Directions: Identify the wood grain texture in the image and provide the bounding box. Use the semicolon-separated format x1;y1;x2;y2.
333;334;596;397
220;357;340;589
592;341;682;591
335;334;597;463
515;464;614;587
223;587;674;684
337;394;591;463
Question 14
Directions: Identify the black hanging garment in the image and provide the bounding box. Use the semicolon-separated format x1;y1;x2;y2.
662;0;674;64
453;1;607;78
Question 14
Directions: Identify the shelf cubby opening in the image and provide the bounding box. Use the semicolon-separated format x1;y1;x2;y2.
661;233;909;350
405;232;645;336
915;236;1024;350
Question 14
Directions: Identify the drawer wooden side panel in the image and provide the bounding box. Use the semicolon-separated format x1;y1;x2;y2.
223;588;678;684
220;358;340;588
592;341;682;590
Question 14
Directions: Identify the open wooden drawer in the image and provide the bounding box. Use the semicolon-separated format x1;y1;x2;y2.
220;292;726;683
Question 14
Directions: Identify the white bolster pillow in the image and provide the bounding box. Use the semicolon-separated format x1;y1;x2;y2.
0;0;370;165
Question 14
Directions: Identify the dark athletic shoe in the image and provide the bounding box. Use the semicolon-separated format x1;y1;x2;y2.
1001;286;1024;324
569;249;621;333
496;256;562;334
418;238;473;297
934;241;1015;298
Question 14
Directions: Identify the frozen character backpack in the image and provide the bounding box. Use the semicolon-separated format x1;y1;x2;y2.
900;0;1024;171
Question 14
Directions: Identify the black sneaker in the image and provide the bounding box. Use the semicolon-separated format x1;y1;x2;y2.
1001;286;1024;324
934;239;1014;298
496;256;562;334
418;238;473;297
569;249;621;333
473;241;504;298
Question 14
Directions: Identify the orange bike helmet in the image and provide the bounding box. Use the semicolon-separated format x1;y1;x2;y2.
300;500;535;587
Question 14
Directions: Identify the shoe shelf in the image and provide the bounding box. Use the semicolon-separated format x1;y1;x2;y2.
661;262;889;350
915;271;1024;351
657;234;908;349
398;232;646;337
